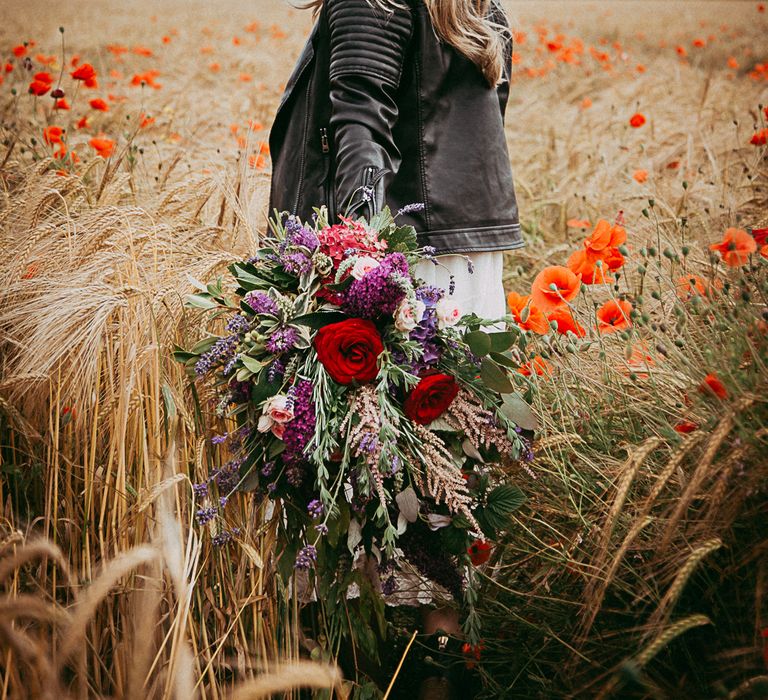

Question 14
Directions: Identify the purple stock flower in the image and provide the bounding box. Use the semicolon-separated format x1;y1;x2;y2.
244;291;278;316
266;326;299;354
341;252;410;318
282;380;316;469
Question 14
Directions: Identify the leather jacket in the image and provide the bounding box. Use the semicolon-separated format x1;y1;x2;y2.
267;0;523;255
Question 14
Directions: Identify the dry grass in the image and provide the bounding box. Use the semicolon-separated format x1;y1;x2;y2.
0;0;767;697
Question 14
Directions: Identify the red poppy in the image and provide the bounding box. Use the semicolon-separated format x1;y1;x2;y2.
43;126;64;145
567;248;613;285
674;420;699;434
709;227;757;267
596;299;633;334
468;540;492;566
12;45;27;57
518;356;553;377
89;98;109;111
699;373;728;400
33;71;53;85
629;112;646;128
530;265;581;311
28;80;51;96
76;116;90;129
547;307;586;337
54;98;70;110
584;219;626;253
71;63;97;82
752;227;768;246
751;129;768;146
89;137;116;158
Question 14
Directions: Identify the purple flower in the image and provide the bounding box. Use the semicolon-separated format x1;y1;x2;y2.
295;544;318;570
195;506;216;526
381;575;398;595
226;314;250;334
286;218;319;251
307;499;324;519
282;250;312;276
268;359;286;382
244;291;278;316
195;334;238;377
266;326;299;354
341;252;410;318
396;202;426;216
261;460;275;477
192;482;209;498
211;433;228;445
315;523;329;535
212;527;240;547
282;380;316;469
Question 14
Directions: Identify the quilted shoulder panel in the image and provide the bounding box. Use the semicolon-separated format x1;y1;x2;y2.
328;0;413;87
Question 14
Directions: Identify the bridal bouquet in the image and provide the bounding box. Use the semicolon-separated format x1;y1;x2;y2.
176;205;533;646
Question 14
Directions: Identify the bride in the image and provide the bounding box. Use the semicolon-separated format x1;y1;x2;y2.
266;0;523;695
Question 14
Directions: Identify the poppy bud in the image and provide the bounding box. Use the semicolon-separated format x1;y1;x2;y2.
682;246;690;256
674;338;685;348
656;343;668;356
51;88;64;99
520;305;530;324
651;290;661;300
648;246;657;257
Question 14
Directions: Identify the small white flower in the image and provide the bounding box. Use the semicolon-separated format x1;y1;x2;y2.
435;298;461;329
350;255;380;280
393;298;426;333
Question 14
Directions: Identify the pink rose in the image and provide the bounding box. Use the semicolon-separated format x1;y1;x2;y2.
257;394;294;438
351;256;380;280
394;298;426;332
435;298;461;329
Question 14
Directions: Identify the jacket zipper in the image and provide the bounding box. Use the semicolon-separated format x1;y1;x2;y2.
320;126;335;220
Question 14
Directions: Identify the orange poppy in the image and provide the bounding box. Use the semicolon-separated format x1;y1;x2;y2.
89;137;115;158
530;265;581;311
584;219;626;253
54;98;70;110
506;291;550;335
632;169;648;183
567;218;591;229
596;299;632;334
518;355;553;377
76;116;90;129
139;113;156;128
709;227;757;267
629;112;646;128
698;373;727;400
761;244;768;260
567;248;613;285
547;307;586;337
676;274;708;301
89;98;109;111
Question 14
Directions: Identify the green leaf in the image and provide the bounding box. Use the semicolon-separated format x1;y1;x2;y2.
500;393;538;431
190;336;218;355
464;331;492;357
385;224;418;252
172;348;197;364
480;357;515;393
185;294;218;310
240;355;263;373
489;351;518;369
323;276;354;293
487;483;526;515
292;311;349;329
489;331;517;353
185;274;209;292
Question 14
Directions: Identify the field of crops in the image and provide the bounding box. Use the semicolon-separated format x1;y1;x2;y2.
1;0;767;697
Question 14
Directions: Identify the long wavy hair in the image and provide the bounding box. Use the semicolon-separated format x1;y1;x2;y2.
301;0;509;87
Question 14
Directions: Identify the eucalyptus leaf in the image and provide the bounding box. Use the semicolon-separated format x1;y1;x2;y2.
480;357;515;393
489;331;517;353
240;355;263;373
464;330;492;357
500;393;539;431
461;438;484;463
395;487;420;523
489;351;518;369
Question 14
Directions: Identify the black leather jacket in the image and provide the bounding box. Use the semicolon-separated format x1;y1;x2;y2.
267;0;523;255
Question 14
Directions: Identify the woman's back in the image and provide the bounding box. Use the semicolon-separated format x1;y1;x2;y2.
268;0;522;256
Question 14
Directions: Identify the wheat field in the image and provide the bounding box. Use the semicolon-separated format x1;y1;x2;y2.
0;0;767;697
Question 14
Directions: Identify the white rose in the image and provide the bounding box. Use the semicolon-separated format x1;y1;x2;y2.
435;298;461;329
257;413;274;433
263;394;294;424
350;256;380;280
394;299;426;332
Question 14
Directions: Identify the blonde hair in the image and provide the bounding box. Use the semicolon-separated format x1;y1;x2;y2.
302;0;509;87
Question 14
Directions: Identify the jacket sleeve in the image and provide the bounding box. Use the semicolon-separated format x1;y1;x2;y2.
327;0;413;220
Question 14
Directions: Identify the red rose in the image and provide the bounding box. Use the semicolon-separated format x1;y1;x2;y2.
404;373;459;425
313;318;383;385
468;540;492;566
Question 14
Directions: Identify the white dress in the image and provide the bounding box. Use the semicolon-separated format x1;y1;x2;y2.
413;251;507;320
